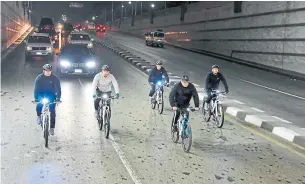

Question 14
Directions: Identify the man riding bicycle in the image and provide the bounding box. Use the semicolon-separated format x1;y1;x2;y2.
34;64;61;136
169;75;200;131
204;64;229;111
148;60;169;104
92;65;119;118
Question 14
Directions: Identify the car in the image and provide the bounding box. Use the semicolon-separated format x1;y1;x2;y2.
37;17;59;48
56;44;98;76
68;32;94;48
24;33;54;61
96;24;106;32
145;30;165;48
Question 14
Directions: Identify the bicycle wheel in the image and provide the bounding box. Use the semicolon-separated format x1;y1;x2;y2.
182;123;192;153
157;92;164;114
151;96;156;109
43;116;49;148
104;111;110;139
171;115;179;143
98;109;103;130
215;104;225;128
202;101;211;122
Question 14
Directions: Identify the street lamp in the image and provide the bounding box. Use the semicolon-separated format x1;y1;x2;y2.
122;5;124;8
92;16;95;20
86;20;89;23
151;4;155;8
129;1;131;4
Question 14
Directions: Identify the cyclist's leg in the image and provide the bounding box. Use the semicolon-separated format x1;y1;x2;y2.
50;103;56;129
149;83;155;97
205;90;212;110
36;103;43;125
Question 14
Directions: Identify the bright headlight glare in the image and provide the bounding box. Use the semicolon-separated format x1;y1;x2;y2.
42;98;49;104
87;42;93;47
46;47;52;51
102;94;108;99
157;81;162;85
60;60;70;67
27;46;32;50
86;61;95;68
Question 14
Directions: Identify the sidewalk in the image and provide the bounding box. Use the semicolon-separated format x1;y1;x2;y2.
1;27;33;61
92;36;305;149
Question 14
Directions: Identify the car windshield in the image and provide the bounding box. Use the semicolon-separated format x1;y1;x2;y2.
40;18;53;26
71;34;90;41
61;46;90;55
154;32;164;37
28;36;50;43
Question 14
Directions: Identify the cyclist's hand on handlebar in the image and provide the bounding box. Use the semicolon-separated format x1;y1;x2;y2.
115;93;120;99
172;106;177;111
93;94;97;99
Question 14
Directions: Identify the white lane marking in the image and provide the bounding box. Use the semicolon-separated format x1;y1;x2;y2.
271;116;292;124
232;100;245;105
226;107;243;116
109;134;142;184
272;127;299;142
244;115;263;127
192;83;200;87
169;76;181;79
302;128;305;130
78;79;142;184
233;77;305;100
251;107;265;112
198;93;205;101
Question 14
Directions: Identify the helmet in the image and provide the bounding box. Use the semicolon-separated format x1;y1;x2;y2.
212;64;219;69
181;75;190;82
42;64;52;71
101;65;110;71
156;60;162;65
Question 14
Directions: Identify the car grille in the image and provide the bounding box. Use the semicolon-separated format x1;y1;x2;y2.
32;47;47;50
72;63;86;67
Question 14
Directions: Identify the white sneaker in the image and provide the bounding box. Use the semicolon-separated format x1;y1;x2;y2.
36;116;42;125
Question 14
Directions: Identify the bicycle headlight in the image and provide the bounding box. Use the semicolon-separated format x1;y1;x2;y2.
42;98;49;104
60;60;70;67
157;81;162;86
86;61;96;68
102;94;108;99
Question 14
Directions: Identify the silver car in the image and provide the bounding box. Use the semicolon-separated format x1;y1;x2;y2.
69;32;94;48
25;33;54;61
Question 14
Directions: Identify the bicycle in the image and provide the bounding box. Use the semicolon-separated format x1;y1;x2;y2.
96;93;115;139
202;90;226;128
171;107;197;153
150;81;168;114
32;98;61;148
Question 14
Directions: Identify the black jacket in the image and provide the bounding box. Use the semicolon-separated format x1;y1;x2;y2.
169;82;200;108
34;73;61;100
205;72;228;91
148;66;169;83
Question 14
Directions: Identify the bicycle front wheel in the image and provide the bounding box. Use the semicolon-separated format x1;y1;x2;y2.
215;104;225;128
43;116;49;148
182;123;192;153
171;115;179;143
157;92;164;114
202;101;211;122
104;111;110;139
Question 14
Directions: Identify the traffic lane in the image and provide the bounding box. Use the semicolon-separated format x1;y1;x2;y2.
106;32;305;97
98;32;305;127
1;46;134;183
80;46;305;184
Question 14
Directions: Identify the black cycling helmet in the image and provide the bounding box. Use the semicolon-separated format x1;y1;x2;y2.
101;65;110;71
156;60;162;65
181;75;190;82
212;64;219;69
42;64;52;71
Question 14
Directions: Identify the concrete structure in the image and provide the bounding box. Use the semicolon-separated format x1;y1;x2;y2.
1;1;32;52
112;1;305;75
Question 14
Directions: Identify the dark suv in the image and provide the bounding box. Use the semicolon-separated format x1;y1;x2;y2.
38;17;59;47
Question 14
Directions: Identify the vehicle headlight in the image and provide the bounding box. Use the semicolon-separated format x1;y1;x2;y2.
60;60;71;67
102;94;108;99
87;42;93;47
86;61;96;68
42;98;49;104
26;46;32;50
46;47;52;51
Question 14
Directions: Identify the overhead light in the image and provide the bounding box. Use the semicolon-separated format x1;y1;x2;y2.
151;4;155;8
129;1;131;4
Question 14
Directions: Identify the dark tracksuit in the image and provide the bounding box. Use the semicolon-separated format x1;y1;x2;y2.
148;66;169;97
34;73;61;128
169;82;200;125
205;72;228;103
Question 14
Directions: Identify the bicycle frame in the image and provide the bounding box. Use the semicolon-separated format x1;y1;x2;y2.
210;90;224;117
41;103;51;132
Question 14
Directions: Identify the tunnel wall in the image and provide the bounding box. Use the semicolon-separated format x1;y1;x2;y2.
112;1;305;75
1;1;31;52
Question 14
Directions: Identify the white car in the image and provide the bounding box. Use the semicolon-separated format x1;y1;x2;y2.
25;32;54;61
68;32;94;48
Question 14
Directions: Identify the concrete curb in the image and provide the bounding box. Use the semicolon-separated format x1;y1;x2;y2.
1;27;34;61
95;40;305;149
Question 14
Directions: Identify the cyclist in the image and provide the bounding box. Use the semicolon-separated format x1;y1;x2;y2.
169;75;200;132
204;64;229;111
34;64;61;136
148;60;169;104
92;65;119;119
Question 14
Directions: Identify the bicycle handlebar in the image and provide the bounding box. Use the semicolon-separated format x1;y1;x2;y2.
31;100;62;104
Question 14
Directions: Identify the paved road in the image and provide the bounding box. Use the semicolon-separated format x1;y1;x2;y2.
96;31;305;128
1;42;305;184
